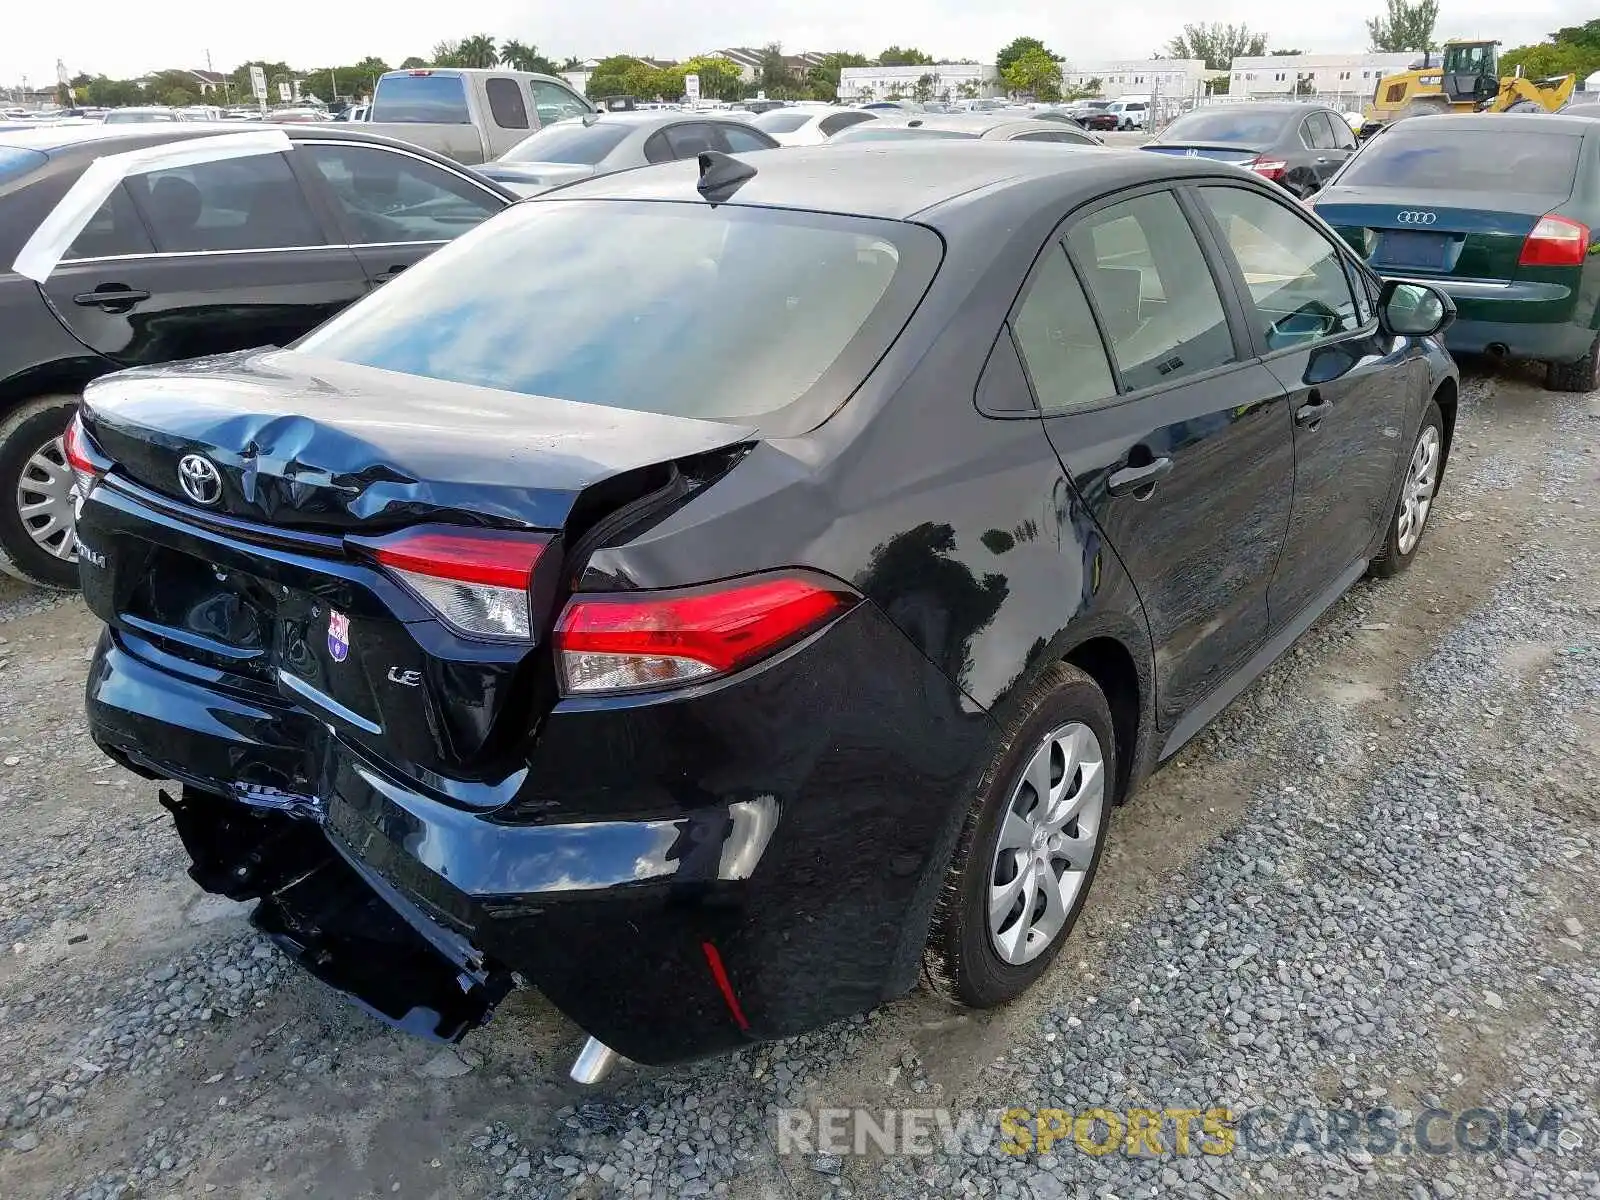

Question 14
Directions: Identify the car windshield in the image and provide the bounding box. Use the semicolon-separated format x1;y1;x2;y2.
500;121;632;164
1158;110;1287;145
295;200;940;426
104;110;176;123
1340;127;1583;193
833;126;976;142
371;74;470;123
751;111;813;133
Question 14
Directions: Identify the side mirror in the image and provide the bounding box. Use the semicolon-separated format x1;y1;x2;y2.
1378;279;1455;338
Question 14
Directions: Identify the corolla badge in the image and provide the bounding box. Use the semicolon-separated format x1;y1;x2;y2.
176;454;222;506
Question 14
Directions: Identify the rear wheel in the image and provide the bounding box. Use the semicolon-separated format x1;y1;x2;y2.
923;663;1115;1007
1545;331;1600;393
0;396;81;591
1369;401;1444;579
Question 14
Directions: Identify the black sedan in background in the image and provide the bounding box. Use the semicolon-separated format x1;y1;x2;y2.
1143;102;1358;198
75;142;1456;1068
0;122;514;588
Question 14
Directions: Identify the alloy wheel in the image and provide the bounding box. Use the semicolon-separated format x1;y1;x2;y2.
1395;424;1440;556
16;434;78;562
988;721;1106;965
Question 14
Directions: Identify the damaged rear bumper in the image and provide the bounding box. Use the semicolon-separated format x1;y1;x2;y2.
87;590;995;1065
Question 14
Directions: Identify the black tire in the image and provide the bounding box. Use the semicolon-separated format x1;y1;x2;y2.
0;396;81;591
923;662;1116;1008
1545;331;1600;393
1506;100;1546;113
1369;400;1445;579
1396;96;1452;121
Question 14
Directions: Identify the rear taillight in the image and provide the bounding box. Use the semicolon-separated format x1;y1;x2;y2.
1519;215;1590;268
1248;157;1287;181
63;412;111;496
554;571;858;696
362;525;551;640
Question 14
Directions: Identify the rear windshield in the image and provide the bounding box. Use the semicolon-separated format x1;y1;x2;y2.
295;200;941;429
1341;127;1583;193
1158;110;1288;145
834;126;976;141
0;146;46;186
500;121;631;164
752;111;812;133
371;74;470;124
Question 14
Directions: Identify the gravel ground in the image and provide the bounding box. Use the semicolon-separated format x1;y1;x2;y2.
0;361;1595;1200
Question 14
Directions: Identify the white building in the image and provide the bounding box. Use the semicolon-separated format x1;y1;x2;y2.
838;64;1000;103
1060;59;1207;100
1227;53;1415;99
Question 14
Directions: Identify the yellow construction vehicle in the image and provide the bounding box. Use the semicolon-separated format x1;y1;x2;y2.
1362;39;1576;132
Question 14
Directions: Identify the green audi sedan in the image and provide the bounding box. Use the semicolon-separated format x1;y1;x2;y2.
1311;113;1600;391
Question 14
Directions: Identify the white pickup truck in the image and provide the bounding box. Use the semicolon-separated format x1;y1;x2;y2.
363;67;597;164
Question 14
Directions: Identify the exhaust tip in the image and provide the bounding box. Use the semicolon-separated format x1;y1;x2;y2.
1486;342;1510;359
569;1036;621;1085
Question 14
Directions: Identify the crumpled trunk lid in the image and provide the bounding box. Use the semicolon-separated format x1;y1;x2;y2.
77;348;754;791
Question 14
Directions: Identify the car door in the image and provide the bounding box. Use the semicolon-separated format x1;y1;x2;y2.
1023;186;1295;732
1192;182;1414;628
294;141;509;289
1304;112;1352;186
529;80;594;130
38;149;366;367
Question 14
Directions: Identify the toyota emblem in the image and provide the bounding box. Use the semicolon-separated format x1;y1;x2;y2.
177;454;222;506
1395;211;1438;225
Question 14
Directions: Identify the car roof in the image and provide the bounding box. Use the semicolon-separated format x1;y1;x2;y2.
1380;112;1598;134
543;141;1241;224
910;115;1085;136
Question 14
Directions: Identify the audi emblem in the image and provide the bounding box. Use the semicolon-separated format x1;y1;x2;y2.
1395;211;1438;225
177;454;222;506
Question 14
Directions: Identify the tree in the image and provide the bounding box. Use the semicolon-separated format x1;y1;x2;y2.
1503;21;1600;84
757;43;797;97
399;56;428;70
997;37;1054;76
1366;0;1440;55
500;40;557;75
804;51;870;101
1165;23;1268;71
956;79;981;100
1296;74;1316;95
458;35;501;69
1269;49;1304;56
162;86;194;106
1002;46;1063;101
560;56;584;72
878;46;935;67
912;72;939;102
685;55;747;102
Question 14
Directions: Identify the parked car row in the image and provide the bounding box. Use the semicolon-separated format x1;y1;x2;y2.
56;137;1458;1074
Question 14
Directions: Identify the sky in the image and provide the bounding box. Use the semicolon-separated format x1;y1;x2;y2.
3;0;1593;87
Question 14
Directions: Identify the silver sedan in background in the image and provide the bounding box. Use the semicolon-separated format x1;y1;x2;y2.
476;111;781;196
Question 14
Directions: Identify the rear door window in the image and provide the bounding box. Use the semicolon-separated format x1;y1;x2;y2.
485;77;529;130
1303;114;1338;150
500;122;631;165
663;124;721;158
64;183;155;260
371;74;471;123
1011;245;1116;412
819;112;873;136
303;143;504;244
717;124;777;153
1340;128;1583;193
1065;190;1237;391
126;153;325;252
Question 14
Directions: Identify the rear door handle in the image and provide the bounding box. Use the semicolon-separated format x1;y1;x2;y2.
1107;456;1173;496
372;265;407;284
73;288;151;308
1295;393;1331;427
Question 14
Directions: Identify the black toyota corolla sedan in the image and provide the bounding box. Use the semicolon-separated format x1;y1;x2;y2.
75;143;1458;1072
0;122;514;589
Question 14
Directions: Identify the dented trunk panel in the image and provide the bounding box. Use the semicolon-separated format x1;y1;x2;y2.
79;348;756;533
